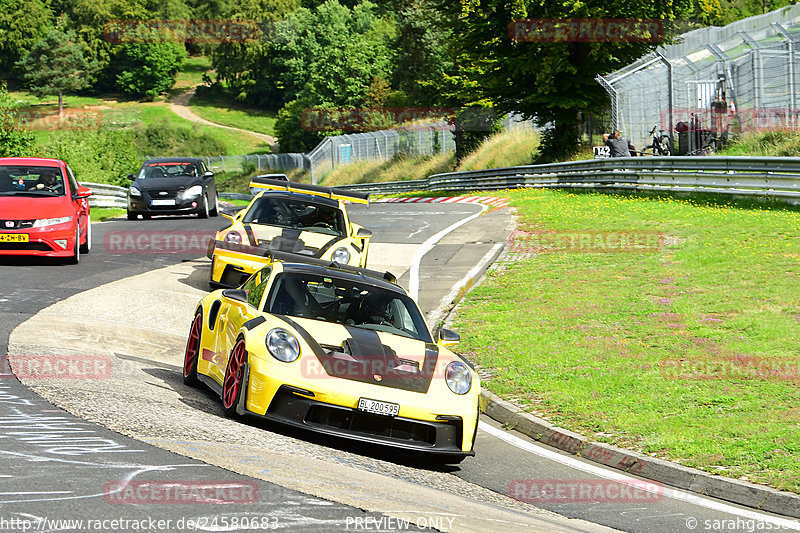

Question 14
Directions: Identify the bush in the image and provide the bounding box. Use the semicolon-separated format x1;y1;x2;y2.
38;128;140;186
112;36;186;98
133;119;226;156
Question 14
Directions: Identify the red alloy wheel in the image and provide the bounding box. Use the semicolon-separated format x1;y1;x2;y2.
222;340;247;410
184;314;202;378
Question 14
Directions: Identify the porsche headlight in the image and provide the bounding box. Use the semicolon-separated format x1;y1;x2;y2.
129;186;142;197
224;231;242;245
32;216;73;228
445;361;472;395
332;247;350;264
266;328;300;363
184;185;203;197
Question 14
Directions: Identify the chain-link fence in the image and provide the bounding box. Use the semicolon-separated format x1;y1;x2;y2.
597;4;800;155
151;115;534;181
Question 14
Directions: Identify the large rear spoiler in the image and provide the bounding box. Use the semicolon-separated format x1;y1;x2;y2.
207;239;395;284
249;177;370;205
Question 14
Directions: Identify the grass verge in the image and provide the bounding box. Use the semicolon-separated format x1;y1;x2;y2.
453;188;800;493
189;91;277;137
90;208;126;222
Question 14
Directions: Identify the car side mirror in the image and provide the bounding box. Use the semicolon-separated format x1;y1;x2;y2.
222;289;248;304
437;328;460;348
356;228;372;238
127;173;136;181
221;211;235;221
75;186;92;199
204;170;215;177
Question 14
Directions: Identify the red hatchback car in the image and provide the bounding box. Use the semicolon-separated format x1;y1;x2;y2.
0;157;92;263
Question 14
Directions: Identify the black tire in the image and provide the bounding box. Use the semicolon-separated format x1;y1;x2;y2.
210;193;219;217
79;220;91;254
67;227;80;264
198;194;209;219
183;312;203;387
127;211;137;220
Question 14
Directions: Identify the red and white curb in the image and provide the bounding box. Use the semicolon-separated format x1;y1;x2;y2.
377;196;510;209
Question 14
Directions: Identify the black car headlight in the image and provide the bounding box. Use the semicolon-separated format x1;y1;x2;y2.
445;361;472;395
266;328;300;363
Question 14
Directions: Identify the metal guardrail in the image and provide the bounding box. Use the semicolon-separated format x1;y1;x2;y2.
83;185;257;209
82;182;127;208
334;156;800;201
85;156;800;209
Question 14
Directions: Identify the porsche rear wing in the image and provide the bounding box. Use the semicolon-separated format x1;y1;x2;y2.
249;177;370;205
208;239;395;284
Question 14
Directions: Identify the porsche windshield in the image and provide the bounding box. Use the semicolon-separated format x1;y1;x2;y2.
243;197;346;237
137;162;199;179
0;166;66;196
266;273;432;342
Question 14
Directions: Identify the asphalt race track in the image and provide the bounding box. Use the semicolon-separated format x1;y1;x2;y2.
1;202;798;532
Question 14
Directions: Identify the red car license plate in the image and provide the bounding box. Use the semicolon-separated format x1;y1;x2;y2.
358;398;399;417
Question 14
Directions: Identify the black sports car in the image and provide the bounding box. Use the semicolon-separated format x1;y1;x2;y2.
127;157;219;220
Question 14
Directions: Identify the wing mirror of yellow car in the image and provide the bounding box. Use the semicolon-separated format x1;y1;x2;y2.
221;211;235;222
222;288;249;304
356;228;372;238
437;328;460;348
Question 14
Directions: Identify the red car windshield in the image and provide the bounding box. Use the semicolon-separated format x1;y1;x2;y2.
0;166;66;196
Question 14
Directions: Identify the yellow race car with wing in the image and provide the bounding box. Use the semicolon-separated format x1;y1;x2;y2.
183;252;480;463
208;177;372;288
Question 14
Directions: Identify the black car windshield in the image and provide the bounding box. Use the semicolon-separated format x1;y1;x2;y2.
137;162;198;179
266;273;432;343
0;166;66;196
243;196;346;237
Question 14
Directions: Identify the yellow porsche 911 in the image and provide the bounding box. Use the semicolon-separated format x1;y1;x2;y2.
208;177;372;288
183;253;480;463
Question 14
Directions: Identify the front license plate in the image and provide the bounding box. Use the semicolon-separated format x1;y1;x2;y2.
0;233;28;242
151;199;176;206
358;398;399;417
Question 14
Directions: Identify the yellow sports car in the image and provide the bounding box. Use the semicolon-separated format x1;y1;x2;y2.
183;253;480;463
208;177;372;288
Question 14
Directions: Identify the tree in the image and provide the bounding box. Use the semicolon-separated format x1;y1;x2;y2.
434;0;694;161
0;83;35;157
16;26;94;116
0;0;52;75
110;25;187;98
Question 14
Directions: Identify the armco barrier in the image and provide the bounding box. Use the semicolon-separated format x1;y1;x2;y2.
333;156;800;202
82;182;128;208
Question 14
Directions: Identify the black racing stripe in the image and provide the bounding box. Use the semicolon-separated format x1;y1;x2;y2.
272;315;439;393
315;237;339;257
272;315;327;358
242;223;257;246
272;228;304;253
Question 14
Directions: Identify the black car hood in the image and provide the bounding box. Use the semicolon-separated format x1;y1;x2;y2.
137;177;202;192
